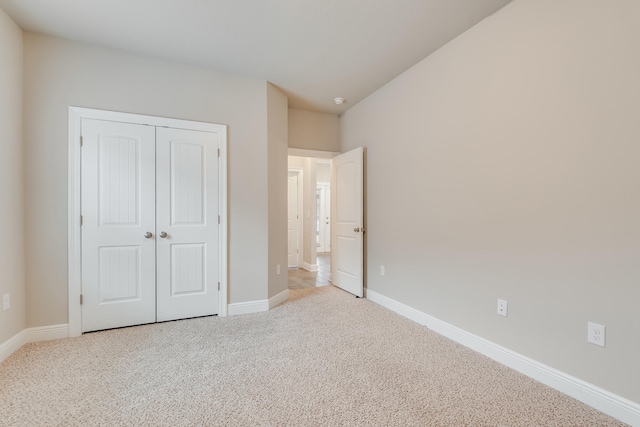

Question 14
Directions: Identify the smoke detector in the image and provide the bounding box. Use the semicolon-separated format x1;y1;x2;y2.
333;97;345;105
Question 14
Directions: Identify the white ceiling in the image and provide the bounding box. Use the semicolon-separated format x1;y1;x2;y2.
0;0;512;114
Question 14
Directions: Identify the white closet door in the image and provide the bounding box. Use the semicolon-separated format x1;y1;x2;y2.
156;127;220;321
81;119;157;332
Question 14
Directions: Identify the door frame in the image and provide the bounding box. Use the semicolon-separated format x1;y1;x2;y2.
287;148;339;275
68;107;228;337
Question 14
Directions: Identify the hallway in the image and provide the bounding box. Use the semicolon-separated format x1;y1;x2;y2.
288;254;330;290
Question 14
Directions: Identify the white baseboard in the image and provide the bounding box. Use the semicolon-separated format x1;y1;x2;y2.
227;299;269;316
365;289;640;427
227;289;290;315
0;324;69;364
228;289;290;315
269;289;289;309
0;331;26;364
302;262;318;272
24;324;69;343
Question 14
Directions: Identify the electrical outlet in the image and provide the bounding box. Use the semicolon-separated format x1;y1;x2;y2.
3;293;9;311
587;322;605;347
497;299;507;317
276;264;281;275
379;265;385;276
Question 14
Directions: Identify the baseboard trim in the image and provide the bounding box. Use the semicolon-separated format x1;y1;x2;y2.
302;262;318;272
0;324;69;364
365;289;640;426
0;331;26;364
269;289;289;309
24;324;69;343
227;299;269;316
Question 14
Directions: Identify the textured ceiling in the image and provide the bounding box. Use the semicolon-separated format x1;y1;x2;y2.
0;0;512;114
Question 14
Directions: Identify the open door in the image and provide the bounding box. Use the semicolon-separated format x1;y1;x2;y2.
331;147;364;297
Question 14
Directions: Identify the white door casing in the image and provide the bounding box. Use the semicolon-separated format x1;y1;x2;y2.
69;107;228;337
287;171;300;268
156;127;220;322
80;119;157;332
331;147;364;297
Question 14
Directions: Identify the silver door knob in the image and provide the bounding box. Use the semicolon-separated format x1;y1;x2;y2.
160;231;168;238
145;232;153;238
354;227;360;232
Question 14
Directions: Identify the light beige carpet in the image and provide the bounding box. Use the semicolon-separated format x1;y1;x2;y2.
0;287;628;426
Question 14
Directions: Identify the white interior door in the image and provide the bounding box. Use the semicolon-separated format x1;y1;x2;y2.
331;147;364;297
81;119;157;332
317;183;331;253
287;172;299;267
156;127;220;322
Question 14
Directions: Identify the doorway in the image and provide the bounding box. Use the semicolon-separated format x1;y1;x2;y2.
287;150;336;290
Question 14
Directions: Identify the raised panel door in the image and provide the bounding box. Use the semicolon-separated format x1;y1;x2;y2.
81;119;157;332
156;127;220;321
331;147;364;297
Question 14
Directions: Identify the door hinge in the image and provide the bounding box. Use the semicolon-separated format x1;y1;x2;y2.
80;294;83;305
218;215;221;224
80;215;83;226
217;282;220;291
218;148;220;157
80;136;84;147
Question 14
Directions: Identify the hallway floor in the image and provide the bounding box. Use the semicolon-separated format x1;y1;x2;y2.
288;254;330;290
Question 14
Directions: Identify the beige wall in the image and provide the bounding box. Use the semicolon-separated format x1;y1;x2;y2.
288;108;340;152
267;83;289;299
288;156;303;266
23;33;272;327
0;8;25;344
316;161;330;184
341;0;640;403
302;158;318;268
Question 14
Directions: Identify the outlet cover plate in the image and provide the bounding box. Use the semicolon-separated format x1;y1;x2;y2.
2;293;9;311
587;322;605;347
497;299;507;317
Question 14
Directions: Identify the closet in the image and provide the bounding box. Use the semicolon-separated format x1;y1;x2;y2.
80;117;222;332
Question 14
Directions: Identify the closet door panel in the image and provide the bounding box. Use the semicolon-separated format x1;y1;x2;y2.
156;127;220;321
80;119;157;332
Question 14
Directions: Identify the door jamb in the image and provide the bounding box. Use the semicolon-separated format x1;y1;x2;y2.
68;106;229;337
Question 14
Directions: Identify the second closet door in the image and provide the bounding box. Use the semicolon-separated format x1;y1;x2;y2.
156;127;219;322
